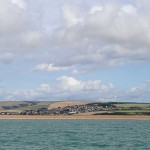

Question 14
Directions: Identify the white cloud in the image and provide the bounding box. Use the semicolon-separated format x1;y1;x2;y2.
1;77;149;102
90;6;103;14
3;76;115;101
121;5;137;14
0;1;149;102
61;4;82;26
57;76;83;91
10;0;26;9
24;31;44;47
35;63;68;72
51;1;150;70
108;81;150;103
0;0;150;70
0;0;27;36
127;81;150;102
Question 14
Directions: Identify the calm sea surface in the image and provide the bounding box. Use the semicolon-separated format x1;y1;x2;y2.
0;119;150;150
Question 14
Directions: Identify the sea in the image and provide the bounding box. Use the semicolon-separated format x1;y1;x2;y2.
0;119;150;150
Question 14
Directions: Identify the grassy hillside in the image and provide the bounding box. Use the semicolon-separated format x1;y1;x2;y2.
19;102;54;110
0;101;53;110
0;101;27;110
48;101;88;109
114;103;150;110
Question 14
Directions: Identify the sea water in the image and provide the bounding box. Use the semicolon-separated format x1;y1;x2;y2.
0;120;150;150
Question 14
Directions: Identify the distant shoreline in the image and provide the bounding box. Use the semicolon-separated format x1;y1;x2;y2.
0;115;150;120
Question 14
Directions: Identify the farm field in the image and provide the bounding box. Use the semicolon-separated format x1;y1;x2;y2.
114;103;150;109
48;101;89;109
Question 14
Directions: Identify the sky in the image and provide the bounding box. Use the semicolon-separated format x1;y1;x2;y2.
0;0;149;102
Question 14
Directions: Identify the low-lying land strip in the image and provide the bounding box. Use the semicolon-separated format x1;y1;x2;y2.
0;101;149;117
0;115;150;120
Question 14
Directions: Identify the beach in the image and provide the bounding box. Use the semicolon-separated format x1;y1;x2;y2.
0;115;150;120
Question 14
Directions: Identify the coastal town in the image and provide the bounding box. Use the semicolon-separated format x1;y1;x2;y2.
0;102;118;115
0;101;150;116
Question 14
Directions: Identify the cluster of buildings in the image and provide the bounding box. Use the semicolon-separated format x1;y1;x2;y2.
0;103;117;115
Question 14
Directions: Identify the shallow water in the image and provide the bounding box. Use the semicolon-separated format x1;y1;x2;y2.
0;120;150;150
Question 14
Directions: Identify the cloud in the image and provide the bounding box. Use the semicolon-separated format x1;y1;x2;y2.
57;76;83;91
61;4;82;26
0;0;149;102
121;5;137;14
24;31;44;47
4;76;115;101
35;63;68;72
127;81;150;102
89;6;103;14
0;0;27;36
10;0;26;9
0;0;150;70
51;1;150;71
0;0;45;63
0;52;15;64
1;76;149;102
